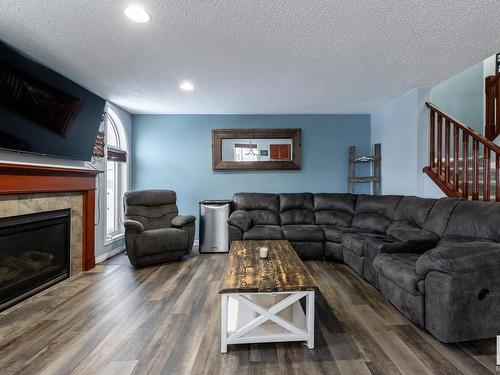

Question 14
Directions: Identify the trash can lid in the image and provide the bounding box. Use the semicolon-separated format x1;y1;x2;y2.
199;199;232;205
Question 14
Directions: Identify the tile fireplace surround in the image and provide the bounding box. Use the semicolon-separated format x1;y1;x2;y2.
0;193;84;275
0;162;98;275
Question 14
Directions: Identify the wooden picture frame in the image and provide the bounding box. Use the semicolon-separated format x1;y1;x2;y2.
212;128;301;170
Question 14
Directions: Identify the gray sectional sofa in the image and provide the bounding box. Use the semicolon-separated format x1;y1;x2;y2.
227;192;500;343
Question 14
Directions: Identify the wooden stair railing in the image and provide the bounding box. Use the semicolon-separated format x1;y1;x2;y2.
424;102;500;202
485;72;500;141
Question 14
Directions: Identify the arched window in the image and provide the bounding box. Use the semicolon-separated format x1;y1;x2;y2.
105;108;128;240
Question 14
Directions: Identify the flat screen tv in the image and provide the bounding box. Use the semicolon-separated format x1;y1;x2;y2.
0;58;82;137
0;41;106;161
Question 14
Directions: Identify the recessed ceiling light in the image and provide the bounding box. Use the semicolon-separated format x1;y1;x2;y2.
124;6;150;23
179;81;194;91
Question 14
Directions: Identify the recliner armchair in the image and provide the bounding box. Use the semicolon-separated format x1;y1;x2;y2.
123;189;195;267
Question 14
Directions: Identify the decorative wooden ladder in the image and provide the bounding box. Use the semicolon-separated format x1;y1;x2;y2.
424;102;500;201
348;144;381;195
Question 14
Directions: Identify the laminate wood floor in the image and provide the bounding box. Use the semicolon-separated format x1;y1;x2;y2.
0;250;496;375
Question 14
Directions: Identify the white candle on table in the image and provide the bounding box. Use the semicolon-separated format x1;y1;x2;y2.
259;247;268;258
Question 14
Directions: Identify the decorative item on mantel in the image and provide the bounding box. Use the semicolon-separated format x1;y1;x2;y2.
93;112;107;159
93;131;105;158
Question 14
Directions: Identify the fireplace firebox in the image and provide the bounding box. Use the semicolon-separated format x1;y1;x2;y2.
0;209;70;311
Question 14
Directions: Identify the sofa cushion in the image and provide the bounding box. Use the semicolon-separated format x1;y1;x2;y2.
125;204;179;230
233;193;280;225
125;190;179;231
314;193;357;227
135;228;188;256
443;200;500;241
392;196;437;227
422;197;461;236
243;225;283;240
351;195;402;233
364;236;433;260
282;225;324;242
373;253;423;296
363;236;416;288
279;193;315;225
227;210;253;231
386;222;439;245
125;189;176;206
342;232;383;256
321;226;360;243
352;214;391;234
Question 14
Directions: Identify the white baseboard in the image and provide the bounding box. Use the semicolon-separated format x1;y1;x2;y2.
95;245;125;264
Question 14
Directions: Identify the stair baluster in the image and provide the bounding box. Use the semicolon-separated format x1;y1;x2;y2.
484;148;490;201
437;114;443;175
472;139;479;201
497;153;500;202
429;110;435;170
453;125;459;188
462;135;469;198
445;119;451;183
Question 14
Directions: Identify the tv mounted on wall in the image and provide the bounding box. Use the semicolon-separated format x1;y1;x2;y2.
0;41;106;161
0;58;82;137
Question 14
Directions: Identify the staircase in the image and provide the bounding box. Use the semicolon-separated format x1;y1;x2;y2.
424;102;500;201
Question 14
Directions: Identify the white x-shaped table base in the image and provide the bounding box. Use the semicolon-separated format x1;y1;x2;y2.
220;290;315;353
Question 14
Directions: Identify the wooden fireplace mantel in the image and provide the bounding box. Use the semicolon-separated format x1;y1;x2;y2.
0;162;99;271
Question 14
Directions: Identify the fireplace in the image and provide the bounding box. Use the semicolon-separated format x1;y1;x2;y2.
0;209;70;311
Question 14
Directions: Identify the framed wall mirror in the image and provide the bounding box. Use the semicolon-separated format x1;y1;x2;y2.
212;128;301;170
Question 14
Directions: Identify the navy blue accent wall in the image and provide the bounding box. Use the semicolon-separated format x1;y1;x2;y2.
132;114;371;234
0;41;106;161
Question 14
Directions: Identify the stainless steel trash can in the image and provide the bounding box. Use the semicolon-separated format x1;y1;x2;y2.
199;200;232;253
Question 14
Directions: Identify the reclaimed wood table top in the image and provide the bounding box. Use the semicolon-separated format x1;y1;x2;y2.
219;240;319;294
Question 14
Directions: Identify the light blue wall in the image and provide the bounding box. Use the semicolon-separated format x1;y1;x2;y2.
431;62;484;133
371;87;445;198
132;114;371;235
372;89;419;195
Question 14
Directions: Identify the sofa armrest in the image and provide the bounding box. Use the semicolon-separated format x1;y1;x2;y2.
387;223;439;244
124;219;144;233
228;210;253;232
415;242;500;276
171;215;196;228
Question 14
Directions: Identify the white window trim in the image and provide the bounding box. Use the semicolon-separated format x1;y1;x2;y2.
105;232;124;246
104;107;128;244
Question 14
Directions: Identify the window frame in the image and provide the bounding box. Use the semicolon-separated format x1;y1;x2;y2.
104;108;128;244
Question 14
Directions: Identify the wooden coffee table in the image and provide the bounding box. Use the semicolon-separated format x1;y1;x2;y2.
219;240;319;353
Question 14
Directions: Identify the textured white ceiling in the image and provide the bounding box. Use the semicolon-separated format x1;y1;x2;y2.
1;0;499;114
